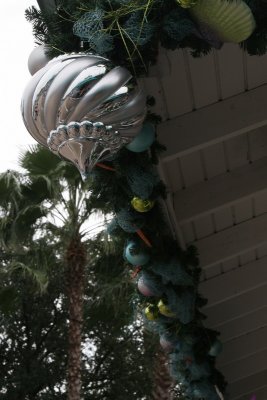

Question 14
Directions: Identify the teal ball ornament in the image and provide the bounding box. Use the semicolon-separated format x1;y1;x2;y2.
124;241;150;266
126;123;155;152
208;339;223;357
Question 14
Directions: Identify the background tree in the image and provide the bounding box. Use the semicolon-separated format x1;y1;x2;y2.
0;240;68;400
0;148;156;399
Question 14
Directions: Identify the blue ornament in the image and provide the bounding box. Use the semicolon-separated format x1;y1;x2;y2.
208;339;223;357
126;123;155;152
124;241;150;266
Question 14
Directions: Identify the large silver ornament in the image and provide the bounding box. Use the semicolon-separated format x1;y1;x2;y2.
21;53;146;179
28;45;50;76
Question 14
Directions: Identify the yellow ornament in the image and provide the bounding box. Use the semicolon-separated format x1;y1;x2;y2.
190;0;256;43
131;197;155;213
158;300;176;318
145;305;159;321
177;0;198;8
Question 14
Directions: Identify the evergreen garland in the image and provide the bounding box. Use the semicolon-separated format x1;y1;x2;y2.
88;147;227;399
26;0;267;76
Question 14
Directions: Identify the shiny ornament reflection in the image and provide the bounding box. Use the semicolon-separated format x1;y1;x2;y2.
124;241;150;266
158;299;176;317
144;305;159;321
21;53;146;179
131;197;155;213
28;45;50;76
126;123;155;153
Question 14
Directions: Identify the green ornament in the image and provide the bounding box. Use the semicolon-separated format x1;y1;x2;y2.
158;299;176;318
145;304;159;321
131;197;155;213
177;0;198;8
190;0;256;43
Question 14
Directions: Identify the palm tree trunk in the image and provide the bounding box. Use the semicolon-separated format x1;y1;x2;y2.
151;349;175;400
66;235;86;400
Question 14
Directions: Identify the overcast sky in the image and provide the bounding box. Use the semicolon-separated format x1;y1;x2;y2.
0;0;38;171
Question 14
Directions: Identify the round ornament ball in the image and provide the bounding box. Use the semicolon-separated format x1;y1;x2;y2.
160;335;177;352
137;273;162;297
124;241;150;266
138;276;155;297
208;339;223;357
126;123;155;153
131;197;155;213
191;0;256;44
158;299;176;318
145;304;159;321
21;53;146;180
28;45;50;76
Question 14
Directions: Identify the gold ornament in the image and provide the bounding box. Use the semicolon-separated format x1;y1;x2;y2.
177;0;198;8
131;197;155;213
158;300;176;318
145;305;159;321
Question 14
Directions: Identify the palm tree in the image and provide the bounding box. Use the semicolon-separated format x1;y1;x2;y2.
0;152;157;399
18;145;104;400
0;146;169;400
0;146;102;399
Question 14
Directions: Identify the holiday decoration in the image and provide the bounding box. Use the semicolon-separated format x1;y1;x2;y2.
152;259;194;286
131;197;155;213
21;53;146;178
126;123;155;153
24;2;232;398
115;208;152;247
178;0;198;8
126;165;159;200
26;0;267;76
190;381;220;400
188;360;211;381
145;304;159;321
160;334;178;352
137;272;163;297
28;45;49;75
124;241;150;266
158;299;176;318
208;339;223;357
191;0;256;44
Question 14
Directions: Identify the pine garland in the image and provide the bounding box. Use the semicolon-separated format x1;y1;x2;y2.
88;147;227;399
26;0;267;76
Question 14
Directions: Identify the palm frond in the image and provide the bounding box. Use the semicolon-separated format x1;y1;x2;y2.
9;261;49;292
0;170;22;206
19;145;61;177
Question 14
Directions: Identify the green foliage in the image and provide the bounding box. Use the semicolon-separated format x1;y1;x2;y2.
25;0;267;76
0;239;68;400
87;142;227;398
0;234;155;400
82;232;156;399
0;149;156;399
0;139;226;399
